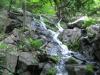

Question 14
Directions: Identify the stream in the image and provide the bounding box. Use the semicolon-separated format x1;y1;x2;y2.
31;15;88;75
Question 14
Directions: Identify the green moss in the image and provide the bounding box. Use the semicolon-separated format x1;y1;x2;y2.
50;56;60;64
47;67;56;75
86;64;94;75
67;57;78;64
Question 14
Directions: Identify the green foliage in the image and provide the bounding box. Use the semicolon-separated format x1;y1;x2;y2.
0;42;8;49
67;39;81;51
83;17;96;28
50;56;60;64
47;67;56;75
29;38;43;49
86;64;94;75
26;0;56;15
67;57;78;64
0;0;9;8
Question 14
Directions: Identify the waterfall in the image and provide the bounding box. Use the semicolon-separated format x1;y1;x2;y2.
31;16;73;75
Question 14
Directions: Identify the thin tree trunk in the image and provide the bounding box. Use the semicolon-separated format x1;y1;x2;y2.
22;0;26;30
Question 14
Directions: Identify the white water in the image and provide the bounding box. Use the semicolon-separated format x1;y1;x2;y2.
31;16;72;75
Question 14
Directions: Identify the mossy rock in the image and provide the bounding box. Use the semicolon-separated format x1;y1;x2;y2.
65;57;78;64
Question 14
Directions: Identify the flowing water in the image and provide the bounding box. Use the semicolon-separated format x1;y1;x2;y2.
31;16;86;75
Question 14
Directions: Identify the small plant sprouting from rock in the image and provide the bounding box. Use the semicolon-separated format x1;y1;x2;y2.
17;38;43;51
47;67;57;75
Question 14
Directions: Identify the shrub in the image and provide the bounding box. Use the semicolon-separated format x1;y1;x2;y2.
29;38;43;49
67;38;81;51
83;17;96;28
0;42;8;49
86;64;94;75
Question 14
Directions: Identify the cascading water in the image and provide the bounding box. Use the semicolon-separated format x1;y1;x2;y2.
31;15;86;75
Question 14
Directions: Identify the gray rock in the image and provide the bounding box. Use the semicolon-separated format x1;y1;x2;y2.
40;63;56;75
19;52;37;65
86;24;100;35
3;29;20;45
66;65;94;75
61;27;81;44
3;52;18;75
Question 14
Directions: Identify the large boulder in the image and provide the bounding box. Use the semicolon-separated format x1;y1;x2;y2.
61;27;81;44
3;52;43;75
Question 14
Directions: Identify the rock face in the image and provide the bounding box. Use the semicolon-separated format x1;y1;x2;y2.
3;52;43;75
61;27;81;43
3;52;18;75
